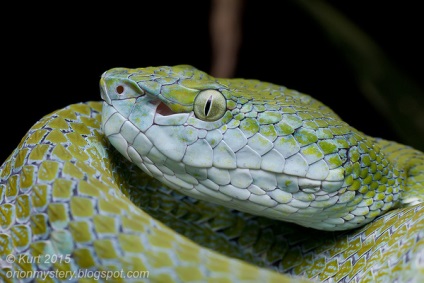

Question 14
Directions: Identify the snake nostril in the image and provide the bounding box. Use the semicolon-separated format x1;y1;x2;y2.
116;85;124;95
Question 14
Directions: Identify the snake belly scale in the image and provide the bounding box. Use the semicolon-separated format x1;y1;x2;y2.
0;65;423;282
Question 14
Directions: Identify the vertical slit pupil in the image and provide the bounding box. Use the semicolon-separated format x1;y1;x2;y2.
205;95;213;116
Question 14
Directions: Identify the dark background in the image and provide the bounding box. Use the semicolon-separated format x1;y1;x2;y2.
2;1;423;164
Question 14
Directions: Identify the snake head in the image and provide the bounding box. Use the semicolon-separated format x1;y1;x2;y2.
99;64;239;167
100;65;401;231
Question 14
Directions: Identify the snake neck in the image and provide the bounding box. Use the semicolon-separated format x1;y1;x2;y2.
376;137;424;206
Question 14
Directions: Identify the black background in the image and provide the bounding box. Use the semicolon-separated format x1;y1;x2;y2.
2;1;423;164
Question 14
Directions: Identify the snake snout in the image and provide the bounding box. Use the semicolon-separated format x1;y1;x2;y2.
99;77;112;105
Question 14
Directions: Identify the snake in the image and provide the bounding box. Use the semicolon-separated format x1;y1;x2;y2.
0;65;423;282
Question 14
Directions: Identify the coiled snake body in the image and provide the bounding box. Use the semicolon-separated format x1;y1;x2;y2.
1;65;423;282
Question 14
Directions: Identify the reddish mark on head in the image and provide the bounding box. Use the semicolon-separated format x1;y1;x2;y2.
156;102;174;116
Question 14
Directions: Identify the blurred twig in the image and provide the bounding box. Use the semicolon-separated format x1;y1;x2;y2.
209;0;244;78
295;0;424;150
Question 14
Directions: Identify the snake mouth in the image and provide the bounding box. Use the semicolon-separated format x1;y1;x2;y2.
155;101;175;116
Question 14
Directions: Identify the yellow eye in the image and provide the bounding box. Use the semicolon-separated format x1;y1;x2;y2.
194;90;226;121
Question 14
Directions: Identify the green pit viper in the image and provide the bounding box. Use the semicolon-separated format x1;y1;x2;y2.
1;65;423;282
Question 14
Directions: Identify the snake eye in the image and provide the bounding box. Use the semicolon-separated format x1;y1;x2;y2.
194;90;226;121
116;85;124;95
